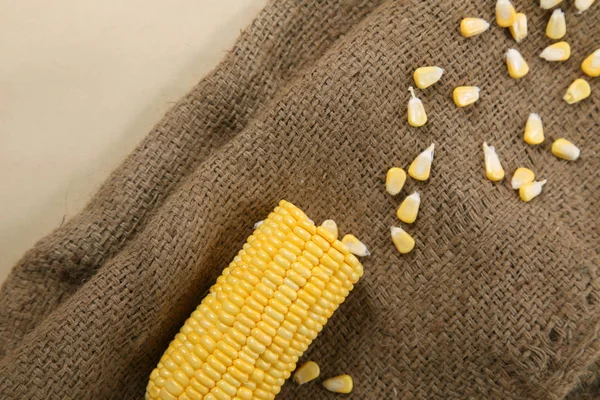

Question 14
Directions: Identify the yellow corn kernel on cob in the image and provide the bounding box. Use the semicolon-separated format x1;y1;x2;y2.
460;18;490;37
407;87;427;127
524;113;544;145
575;0;595;12
564;79;591;104
505;49;530;79
520;180;547;202
293;361;320;384
509;13;527;42
540;42;571;61
396;192;421;224
453;86;480;107
552;138;580;160
483;142;505;182
391;226;415;254
540;0;563;9
582;49;600;77
413;66;444;89
408;143;435;181
341;234;370;257
385;167;406;195
323;374;353;394
546;9;566;39
145;201;364;400
496;0;517;27
511;168;535;190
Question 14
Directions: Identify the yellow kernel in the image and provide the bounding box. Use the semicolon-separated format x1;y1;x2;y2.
323;374;354;394
564;79;591;104
293;361;320;384
396;192;421;224
509;13;527;42
524;113;544;145
407;87;427;127
552;138;580;161
391;226;415;254
582;49;600;77
520;180;547;202
483;142;505;182
496;0;517;27
575;0;595;12
453;86;480;107
505;49;529;79
413;66;444;89
160;387;179;400
320;220;339;241
341;234;370;257
540;0;563;9
460;18;490;37
546;9;566;40
385;167;406;195
408;143;435;181
511;168;535;190
539;42;570;61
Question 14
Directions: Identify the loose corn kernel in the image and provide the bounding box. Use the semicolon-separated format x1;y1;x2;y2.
341;234;370;257
293;361;320;384
323;375;353;394
552;138;580;160
546;9;566;40
496;0;517;27
385;167;406;196
540;0;563;9
408;143;435;181
391;227;415;255
575;0;595;12
582;49;600;77
505;49;529;79
540;42;571;62
511;168;535;189
483;142;505;182
413;66;444;89
407;87;427;127
460;18;490;37
509;13;527;42
396;192;421;224
453;86;480;107
564;79;591;104
524;113;544;145
321;220;338;241
520;180;547;202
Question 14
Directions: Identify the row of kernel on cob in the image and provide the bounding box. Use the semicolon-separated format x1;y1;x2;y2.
146;201;371;399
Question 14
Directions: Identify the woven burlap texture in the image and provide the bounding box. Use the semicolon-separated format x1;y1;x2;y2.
1;0;599;398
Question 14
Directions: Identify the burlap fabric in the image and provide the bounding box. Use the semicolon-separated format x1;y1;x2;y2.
1;0;599;398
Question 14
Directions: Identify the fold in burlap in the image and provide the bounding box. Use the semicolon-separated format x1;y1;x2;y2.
1;0;599;398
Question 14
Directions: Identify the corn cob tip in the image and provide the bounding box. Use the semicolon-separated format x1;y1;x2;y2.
342;234;371;257
323;375;354;394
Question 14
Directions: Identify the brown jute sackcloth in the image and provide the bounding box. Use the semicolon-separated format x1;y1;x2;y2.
1;0;599;398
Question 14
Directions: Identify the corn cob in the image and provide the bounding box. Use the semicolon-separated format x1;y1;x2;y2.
146;200;364;400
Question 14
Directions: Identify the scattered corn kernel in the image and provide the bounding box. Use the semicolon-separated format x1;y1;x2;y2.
505;49;529;79
552;138;580;160
540;0;563;9
460;18;490;37
293;361;320;385
563;79;591;104
413;66;444;89
540;42;571;62
582;49;600;77
519;180;547;202
321;220;338;240
391;227;415;254
511;167;535;189
385;167;406;195
342;234;370;257
407;87;427;127
546;9;566;40
496;0;517;27
453;86;480;107
483;142;505;182
576;0;595;12
524;113;544;145
323;375;353;394
509;13;527;42
408;143;435;181
396;192;421;224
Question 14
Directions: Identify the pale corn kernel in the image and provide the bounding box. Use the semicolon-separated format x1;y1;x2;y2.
341;234;370;257
564;79;591;104
293;361;320;384
408;143;435;181
321;220;338;241
391;227;415;255
581;49;600;77
524;113;544;145
520;180;547;202
483;142;505;182
552;138;580;160
505;49;529;79
253;220;264;229
511;168;535;189
540;0;563;9
453;86;480;107
509;13;527;42
322;375;354;394
546;9;566;40
385;167;406;195
414;66;444;89
407;87;427;127
460;18;490;37
396;192;421;224
540;41;571;62
496;0;517;27
575;0;595;12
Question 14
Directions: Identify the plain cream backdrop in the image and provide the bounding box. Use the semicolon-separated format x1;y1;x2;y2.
0;0;267;283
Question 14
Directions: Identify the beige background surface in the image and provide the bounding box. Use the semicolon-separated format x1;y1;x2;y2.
0;0;266;284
